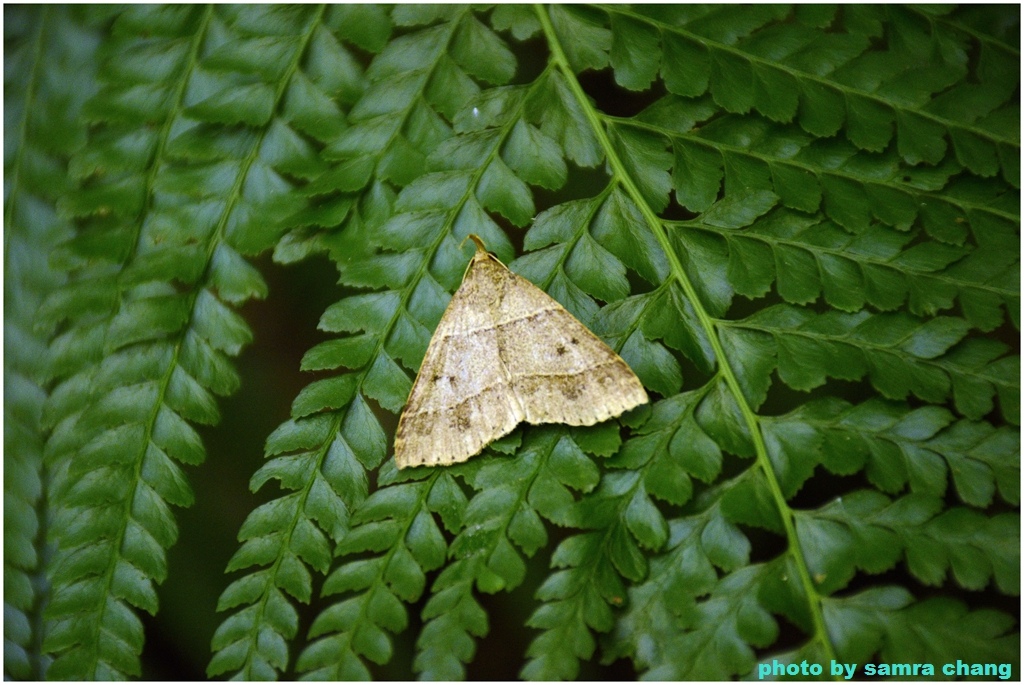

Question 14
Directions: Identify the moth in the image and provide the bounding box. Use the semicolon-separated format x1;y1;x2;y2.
394;235;647;468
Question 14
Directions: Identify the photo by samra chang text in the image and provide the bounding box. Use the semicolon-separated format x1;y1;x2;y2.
758;659;1014;680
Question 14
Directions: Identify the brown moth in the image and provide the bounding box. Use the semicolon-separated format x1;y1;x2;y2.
394;235;648;468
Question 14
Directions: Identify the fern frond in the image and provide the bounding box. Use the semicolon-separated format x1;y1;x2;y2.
799;490;1018;594
640;99;1019;250
295;466;453;679
671;193;1017;331
417;427;608;679
208;396;386;679
718;305;1004;404
277;4;501;263
210;7;533;679
520;430;671;679
38;5;324;678
209;4;1017;680
285;11;559;676
521;4;1018;679
770;398;1019;507
146;8;393;681
3;7;103;679
601;482;769;680
603;5;1019;183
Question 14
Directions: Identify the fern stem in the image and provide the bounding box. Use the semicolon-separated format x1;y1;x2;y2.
536;2;838;666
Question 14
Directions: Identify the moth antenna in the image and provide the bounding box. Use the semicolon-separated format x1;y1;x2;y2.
460;233;488;254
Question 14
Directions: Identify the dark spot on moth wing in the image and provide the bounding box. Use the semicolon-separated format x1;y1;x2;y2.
555;343;567;356
560;379;583;400
450;404;472;432
431;373;458;388
404;413;434;437
570;337;578;345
